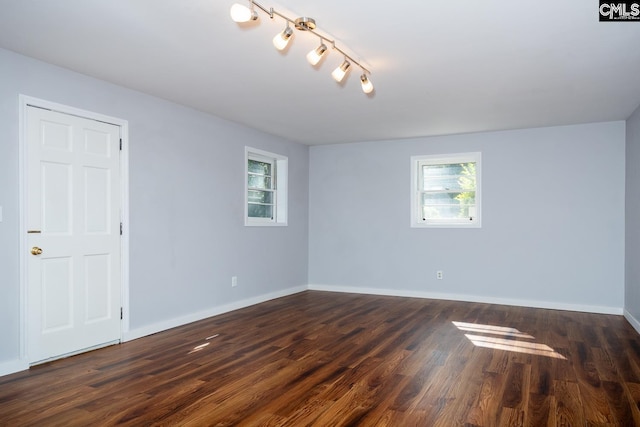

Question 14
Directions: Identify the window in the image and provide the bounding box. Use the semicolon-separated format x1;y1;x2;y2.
411;152;481;228
245;147;288;226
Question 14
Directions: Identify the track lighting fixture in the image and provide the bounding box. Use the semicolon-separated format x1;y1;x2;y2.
230;1;374;95
306;42;327;66
360;74;374;94
273;24;293;50
230;3;258;22
331;60;351;83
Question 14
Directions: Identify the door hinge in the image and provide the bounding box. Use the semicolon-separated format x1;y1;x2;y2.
120;222;123;235
120;307;123;320
119;139;122;150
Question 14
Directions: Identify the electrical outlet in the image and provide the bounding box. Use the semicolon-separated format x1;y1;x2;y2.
231;276;238;287
436;270;443;280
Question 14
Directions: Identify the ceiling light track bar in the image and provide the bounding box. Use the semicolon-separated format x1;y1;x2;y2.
230;0;374;93
248;0;370;74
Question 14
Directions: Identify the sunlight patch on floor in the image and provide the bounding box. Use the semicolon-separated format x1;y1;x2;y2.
453;321;566;360
188;333;220;354
452;321;535;339
464;334;566;359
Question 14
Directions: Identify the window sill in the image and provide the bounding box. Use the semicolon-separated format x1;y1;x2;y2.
245;220;288;227
411;222;481;229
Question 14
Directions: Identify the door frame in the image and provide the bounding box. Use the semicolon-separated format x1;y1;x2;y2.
18;95;130;364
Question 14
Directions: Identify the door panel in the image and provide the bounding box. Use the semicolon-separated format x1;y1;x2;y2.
27;106;121;364
84;166;110;233
42;161;72;233
85;253;111;322
42;257;73;332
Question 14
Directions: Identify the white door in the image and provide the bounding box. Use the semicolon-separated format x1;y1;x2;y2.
26;106;122;364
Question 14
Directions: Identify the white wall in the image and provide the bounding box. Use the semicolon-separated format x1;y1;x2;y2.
0;48;309;370
309;123;626;313
625;104;640;329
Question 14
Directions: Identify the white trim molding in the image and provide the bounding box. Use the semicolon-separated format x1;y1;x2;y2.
123;285;307;342
0;359;29;378
624;310;640;335
308;284;624;316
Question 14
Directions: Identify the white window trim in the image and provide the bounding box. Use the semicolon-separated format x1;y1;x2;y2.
410;152;482;228
245;146;288;227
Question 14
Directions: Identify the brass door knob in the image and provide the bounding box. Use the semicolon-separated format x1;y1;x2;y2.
31;247;43;255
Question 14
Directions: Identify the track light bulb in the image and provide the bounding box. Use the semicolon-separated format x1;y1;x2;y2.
273;26;293;50
360;74;374;94
230;3;258;22
306;43;328;65
332;60;351;82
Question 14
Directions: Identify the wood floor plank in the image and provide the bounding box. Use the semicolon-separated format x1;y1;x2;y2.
526;392;553;427
465;371;505;426
602;380;635;426
623;382;640;425
2;291;640;426
553;380;584;426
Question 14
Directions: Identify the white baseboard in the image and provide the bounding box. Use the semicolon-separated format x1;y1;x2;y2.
0;359;29;377
123;285;307;342
307;284;623;315
624;309;640;334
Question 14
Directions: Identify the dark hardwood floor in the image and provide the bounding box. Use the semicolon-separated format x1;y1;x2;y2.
2;291;640;426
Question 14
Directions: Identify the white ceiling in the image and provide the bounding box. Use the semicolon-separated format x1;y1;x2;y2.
1;0;639;145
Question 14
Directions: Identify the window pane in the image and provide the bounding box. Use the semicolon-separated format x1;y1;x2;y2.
423;175;464;191
248;203;273;218
421;192;475;219
248;175;272;189
422;162;476;192
248;190;273;204
423;163;467;177
248;159;272;175
423;204;476;220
